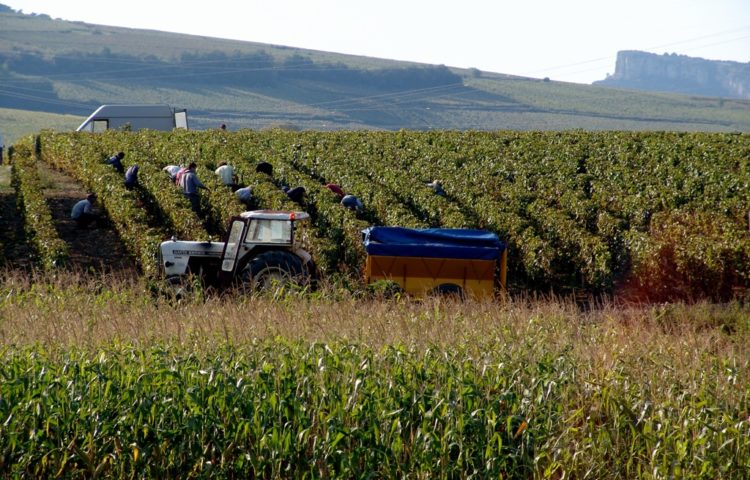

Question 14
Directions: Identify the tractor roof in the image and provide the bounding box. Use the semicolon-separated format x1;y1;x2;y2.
240;210;310;221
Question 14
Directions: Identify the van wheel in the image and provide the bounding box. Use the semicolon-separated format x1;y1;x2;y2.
241;250;304;293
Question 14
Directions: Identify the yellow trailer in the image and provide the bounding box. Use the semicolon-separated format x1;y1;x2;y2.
362;227;507;299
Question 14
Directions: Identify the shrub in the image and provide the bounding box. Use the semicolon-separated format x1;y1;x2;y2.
621;210;750;302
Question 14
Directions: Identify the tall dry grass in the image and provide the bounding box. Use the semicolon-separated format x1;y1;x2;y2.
2;269;747;356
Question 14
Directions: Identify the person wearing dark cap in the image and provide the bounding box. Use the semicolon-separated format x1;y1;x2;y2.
71;193;98;228
283;186;305;204
181;162;209;213
106;152;125;174
256;161;273;176
341;194;364;213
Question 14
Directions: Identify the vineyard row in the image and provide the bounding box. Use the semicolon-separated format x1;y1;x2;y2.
19;129;750;299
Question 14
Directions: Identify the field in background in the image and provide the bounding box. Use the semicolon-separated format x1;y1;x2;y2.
0;107;82;145
3;8;750;143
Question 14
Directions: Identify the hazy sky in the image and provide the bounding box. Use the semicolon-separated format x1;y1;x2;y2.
5;0;750;84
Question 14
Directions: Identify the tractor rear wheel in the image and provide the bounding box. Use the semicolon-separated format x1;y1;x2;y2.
240;250;305;293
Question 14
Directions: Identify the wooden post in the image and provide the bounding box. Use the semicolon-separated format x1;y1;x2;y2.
499;248;508;294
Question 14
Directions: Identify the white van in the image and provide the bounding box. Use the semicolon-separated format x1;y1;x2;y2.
76;105;189;132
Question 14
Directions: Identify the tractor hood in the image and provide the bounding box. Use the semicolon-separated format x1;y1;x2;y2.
159;239;223;276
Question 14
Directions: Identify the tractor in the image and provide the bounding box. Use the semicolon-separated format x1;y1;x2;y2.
159;210;315;294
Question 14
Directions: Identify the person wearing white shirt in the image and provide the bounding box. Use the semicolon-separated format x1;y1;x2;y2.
163;164;181;181
215;162;237;188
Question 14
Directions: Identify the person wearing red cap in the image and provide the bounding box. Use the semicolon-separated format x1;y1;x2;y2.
325;183;345;199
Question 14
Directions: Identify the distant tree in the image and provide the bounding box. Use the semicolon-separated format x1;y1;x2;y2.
284;54;315;69
265;122;301;131
0;4;14;13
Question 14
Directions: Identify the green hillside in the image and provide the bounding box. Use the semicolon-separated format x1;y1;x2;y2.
1;5;750;143
0;107;81;144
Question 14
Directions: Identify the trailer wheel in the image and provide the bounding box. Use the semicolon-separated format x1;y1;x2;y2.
367;280;404;299
430;283;466;300
241;250;305;293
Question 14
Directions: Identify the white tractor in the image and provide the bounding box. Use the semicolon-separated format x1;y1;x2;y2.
159;210;315;294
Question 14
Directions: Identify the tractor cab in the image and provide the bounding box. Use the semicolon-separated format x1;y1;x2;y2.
219;210;310;278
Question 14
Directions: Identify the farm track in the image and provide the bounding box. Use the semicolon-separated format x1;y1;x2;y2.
37;162;138;277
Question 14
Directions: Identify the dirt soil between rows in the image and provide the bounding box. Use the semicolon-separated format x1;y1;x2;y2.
38;162;139;278
0;166;33;269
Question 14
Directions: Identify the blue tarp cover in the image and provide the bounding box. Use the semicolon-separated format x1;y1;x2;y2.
362;226;505;260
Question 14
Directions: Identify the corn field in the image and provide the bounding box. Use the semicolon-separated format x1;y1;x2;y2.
0;274;749;478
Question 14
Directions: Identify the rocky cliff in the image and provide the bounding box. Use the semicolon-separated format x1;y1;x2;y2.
595;50;750;99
